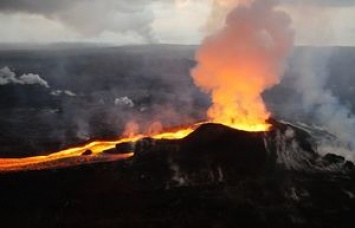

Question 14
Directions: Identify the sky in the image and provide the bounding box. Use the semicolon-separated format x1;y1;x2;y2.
0;0;354;46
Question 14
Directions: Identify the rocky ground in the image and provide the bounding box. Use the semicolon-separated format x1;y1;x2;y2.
1;121;354;228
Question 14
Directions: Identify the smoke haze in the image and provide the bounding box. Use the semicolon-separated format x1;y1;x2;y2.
290;49;355;157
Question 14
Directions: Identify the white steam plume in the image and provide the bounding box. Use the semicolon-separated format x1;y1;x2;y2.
293;49;355;154
0;66;49;88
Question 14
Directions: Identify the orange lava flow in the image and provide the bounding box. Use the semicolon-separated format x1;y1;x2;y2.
0;118;269;173
0;124;200;172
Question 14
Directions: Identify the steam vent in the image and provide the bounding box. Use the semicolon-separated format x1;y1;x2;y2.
1;120;355;227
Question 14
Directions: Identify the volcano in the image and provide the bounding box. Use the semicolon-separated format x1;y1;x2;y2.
1;120;355;227
110;120;352;184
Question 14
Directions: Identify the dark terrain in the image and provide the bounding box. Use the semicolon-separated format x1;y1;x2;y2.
1;45;355;227
1;121;355;227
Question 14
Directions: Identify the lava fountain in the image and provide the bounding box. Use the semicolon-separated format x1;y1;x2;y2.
192;0;294;131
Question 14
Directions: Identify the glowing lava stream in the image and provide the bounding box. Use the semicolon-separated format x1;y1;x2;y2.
0;123;202;172
0;121;270;172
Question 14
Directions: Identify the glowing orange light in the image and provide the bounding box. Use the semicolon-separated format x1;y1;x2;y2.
0;123;201;172
192;0;293;132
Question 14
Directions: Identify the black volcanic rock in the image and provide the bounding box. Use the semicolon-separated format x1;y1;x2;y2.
322;153;345;165
178;123;268;178
0;84;59;108
102;148;118;154
82;149;92;156
111;121;353;184
119;121;325;185
115;142;135;154
1;120;355;228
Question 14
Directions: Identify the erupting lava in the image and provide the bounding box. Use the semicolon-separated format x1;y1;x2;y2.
192;0;293;132
0;124;200;172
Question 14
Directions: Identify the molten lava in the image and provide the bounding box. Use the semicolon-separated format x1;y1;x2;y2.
191;0;293;132
0;120;271;172
0;124;200;172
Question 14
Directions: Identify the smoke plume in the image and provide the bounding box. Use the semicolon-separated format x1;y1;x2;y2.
0;66;49;88
192;0;294;131
292;49;355;154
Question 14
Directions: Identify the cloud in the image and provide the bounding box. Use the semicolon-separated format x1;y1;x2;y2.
282;0;355;7
0;1;74;14
0;0;353;45
50;90;77;97
0;66;49;88
114;96;135;108
0;0;166;42
18;73;50;88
